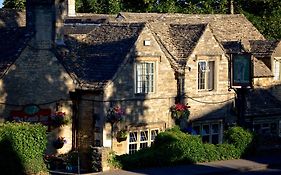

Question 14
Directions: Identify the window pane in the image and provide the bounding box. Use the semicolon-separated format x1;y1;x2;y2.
212;124;219;134
129;132;138;142
193;126;200;135
140;142;148;149
274;61;280;80
198;61;206;90
129;144;137;154
208;61;215;90
151;130;159;141
140;131;148;141
202;125;210;135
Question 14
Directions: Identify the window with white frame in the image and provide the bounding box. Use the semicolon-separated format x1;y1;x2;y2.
192;122;222;144
198;61;215;91
135;62;155;94
128;129;159;154
274;60;280;80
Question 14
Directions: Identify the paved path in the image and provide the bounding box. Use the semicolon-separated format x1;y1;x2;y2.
51;154;281;175
90;154;281;175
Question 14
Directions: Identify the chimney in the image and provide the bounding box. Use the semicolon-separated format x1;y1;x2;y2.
68;0;76;16
26;0;55;49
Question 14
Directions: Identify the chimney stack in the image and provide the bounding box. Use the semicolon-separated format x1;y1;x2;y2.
26;0;55;49
68;0;76;16
230;0;234;14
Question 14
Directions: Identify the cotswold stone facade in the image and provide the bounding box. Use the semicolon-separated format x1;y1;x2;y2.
2;0;281;172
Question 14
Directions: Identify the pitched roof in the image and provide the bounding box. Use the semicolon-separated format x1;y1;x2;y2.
221;41;275;78
110;13;265;42
0;9;31;77
253;57;273;78
169;24;206;60
148;22;206;68
245;88;281;117
250;40;280;59
56;23;144;89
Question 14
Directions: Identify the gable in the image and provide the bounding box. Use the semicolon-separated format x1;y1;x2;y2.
191;25;224;57
56;23;144;89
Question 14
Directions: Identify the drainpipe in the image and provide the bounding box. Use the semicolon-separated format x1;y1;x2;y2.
176;72;185;104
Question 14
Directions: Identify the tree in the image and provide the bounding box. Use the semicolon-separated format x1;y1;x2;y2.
3;0;25;10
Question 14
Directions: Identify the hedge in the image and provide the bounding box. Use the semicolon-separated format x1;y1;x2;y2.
110;126;254;170
0;122;47;174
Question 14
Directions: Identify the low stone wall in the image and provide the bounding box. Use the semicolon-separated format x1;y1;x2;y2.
91;147;111;172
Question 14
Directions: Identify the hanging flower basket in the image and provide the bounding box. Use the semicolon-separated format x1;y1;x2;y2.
51;112;70;127
170;103;190;120
106;106;125;124
116;130;128;142
53;137;67;149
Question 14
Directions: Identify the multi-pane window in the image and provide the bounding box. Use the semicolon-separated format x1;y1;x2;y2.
135;62;155;94
129;132;138;154
128;129;159;154
192;122;222;144
198;61;215;90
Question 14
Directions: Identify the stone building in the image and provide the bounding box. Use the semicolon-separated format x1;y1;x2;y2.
1;0;281;171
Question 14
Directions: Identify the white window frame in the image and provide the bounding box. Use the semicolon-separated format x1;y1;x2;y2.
128;131;138;154
274;59;281;80
198;60;215;91
192;121;222;144
128;129;159;154
135;62;155;94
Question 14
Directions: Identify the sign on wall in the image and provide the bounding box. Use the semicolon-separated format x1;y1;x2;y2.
231;53;252;88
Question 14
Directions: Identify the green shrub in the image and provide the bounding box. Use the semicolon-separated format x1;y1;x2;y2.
0;122;47;174
111;126;255;170
224;126;254;156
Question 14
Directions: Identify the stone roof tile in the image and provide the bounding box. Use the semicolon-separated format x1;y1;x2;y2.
245;88;281;117
56;23;144;89
253;57;273;78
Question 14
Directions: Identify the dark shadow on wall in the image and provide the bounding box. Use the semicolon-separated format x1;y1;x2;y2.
0;8;74;158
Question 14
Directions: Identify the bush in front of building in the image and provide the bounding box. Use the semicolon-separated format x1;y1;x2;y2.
0;122;47;174
108;126;254;170
224;126;255;156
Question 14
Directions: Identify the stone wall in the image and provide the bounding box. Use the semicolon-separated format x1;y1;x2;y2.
102;26;178;154
186;26;235;122
0;38;76;154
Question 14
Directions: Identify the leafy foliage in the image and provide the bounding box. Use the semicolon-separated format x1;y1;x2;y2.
0;122;47;174
3;0;281;39
3;0;25;10
109;126;254;170
224;126;255;156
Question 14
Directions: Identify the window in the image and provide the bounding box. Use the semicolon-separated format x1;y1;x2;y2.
128;129;159;154
129;132;138;154
192;122;222;144
198;61;215;90
135;62;155;94
253;121;278;136
274;60;280;80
